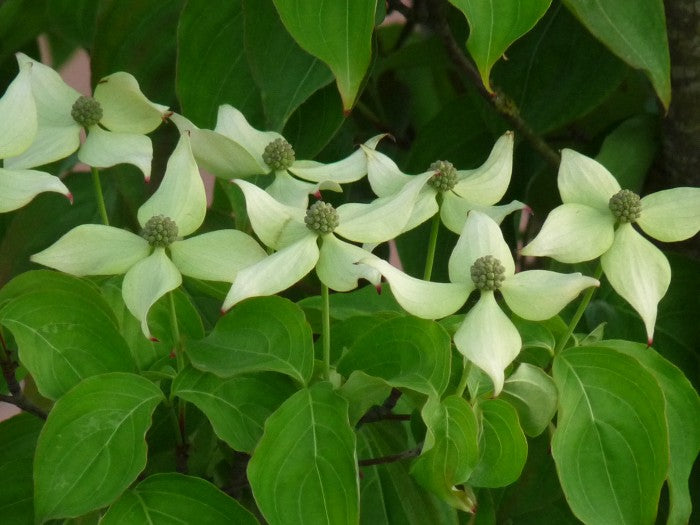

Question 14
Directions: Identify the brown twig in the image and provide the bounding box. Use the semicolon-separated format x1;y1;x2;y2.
358;443;423;467
426;0;561;170
0;334;48;420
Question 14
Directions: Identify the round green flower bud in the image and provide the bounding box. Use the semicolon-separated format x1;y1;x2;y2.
609;189;641;223
262;138;295;171
470;255;506;291
427;160;458;192
304;201;339;234
141;215;179;247
71;96;103;128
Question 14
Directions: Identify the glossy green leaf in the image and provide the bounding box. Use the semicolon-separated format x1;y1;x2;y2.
500;363;557;437
357;422;458;524
0;414;43;525
562;0;670;108
468;399;527;488
592;340;700;525
243;0;333;130
248;382;358;525
271;0;377;111
492;4;627;134
0;271;135;400
338;370;392;426
337;316;452;398
187;296;314;385
100;473;258;524
552;345;669;525
34;373;164;522
172;366;297;453
177;0;262;128
450;0;551;89
411;395;479;511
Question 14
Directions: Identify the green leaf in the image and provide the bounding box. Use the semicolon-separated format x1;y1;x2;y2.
187;296;314;385
271;0;377;111
358;422;458;524
91;0;182;107
468;399;527;488
591;340;700;525
492;4;627;134
0;414;43;525
46;0;99;49
562;0;670;108
595;114;659;194
338;370;392;426
248;382;358;525
33;373;164;522
177;0;263;128
337;316;452;398
500;363;557;437
0;271;136;400
552;345;669;525
282;84;345;159
449;0;551;89
171;366;297;453
411;395;479;511
243;0;333;130
100;473;258;524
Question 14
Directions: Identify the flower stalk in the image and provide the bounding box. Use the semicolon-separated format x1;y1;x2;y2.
91;167;110;226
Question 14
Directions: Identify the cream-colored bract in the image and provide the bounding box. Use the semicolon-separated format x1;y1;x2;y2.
522;149;700;342
363;211;598;395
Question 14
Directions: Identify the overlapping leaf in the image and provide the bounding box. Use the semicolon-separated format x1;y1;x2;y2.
248;382;358;525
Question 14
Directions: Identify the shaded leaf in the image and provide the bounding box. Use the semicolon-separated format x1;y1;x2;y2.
177;0;262;128
243;0;333;130
34;373;164;522
562;0;670;108
450;0;551;89
101;473;258;524
0;414;43;525
338;370;392;426
271;0;377;110
248;382;358;525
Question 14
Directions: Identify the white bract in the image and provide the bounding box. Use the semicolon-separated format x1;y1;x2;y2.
31;135;267;339
362;211;599;394
361;131;526;233
4;53;168;181
0;58;71;212
521;150;700;343
170;105;383;208
223;172;433;311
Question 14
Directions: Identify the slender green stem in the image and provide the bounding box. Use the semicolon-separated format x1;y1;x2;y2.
167;292;189;472
454;357;471;397
423;211;441;281
554;264;604;354
321;283;331;381
91;167;110;226
168;292;184;372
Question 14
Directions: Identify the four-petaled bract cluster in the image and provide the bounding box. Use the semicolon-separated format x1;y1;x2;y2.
2;53;699;392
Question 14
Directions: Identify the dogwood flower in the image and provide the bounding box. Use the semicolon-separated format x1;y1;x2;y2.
0;57;71;212
222;172;433;311
520;150;700;343
4;53;168;181
361;131;526;233
31;135;267;339
170;106;383;208
362;211;599;394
